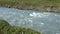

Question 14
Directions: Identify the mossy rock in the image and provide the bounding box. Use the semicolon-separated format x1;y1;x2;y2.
0;19;41;34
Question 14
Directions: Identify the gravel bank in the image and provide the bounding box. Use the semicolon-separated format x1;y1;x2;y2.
0;4;60;12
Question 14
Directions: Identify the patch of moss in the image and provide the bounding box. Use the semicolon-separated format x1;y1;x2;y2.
0;19;41;34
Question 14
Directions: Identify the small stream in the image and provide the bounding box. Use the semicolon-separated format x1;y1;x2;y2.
0;7;60;34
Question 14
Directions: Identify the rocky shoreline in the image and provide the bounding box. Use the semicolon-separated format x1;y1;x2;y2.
0;4;60;12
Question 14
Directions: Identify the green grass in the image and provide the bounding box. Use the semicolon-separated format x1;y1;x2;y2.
0;0;60;6
0;19;41;34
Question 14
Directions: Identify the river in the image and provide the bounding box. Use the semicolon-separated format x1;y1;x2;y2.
0;7;60;34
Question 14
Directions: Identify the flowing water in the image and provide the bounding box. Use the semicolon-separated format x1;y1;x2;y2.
0;7;60;34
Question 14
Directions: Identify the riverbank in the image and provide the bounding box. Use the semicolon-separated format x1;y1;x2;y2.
0;19;41;34
0;0;60;12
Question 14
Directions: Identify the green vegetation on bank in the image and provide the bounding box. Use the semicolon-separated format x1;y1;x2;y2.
0;19;41;34
0;0;60;6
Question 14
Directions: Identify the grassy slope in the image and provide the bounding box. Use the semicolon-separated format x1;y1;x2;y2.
0;0;60;6
0;0;60;12
0;19;41;34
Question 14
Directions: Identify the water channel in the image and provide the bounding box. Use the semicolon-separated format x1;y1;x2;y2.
0;7;60;34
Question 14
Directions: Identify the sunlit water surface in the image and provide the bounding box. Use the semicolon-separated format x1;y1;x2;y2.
0;7;60;34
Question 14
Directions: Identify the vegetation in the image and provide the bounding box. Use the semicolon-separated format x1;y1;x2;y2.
0;19;41;34
0;0;60;12
0;0;60;6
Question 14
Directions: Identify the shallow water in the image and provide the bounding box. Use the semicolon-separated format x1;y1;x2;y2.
0;7;60;34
